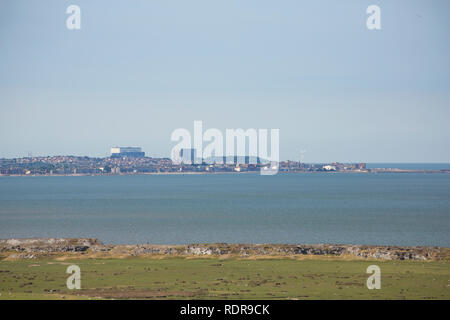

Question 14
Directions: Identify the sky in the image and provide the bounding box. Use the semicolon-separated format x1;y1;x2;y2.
0;0;449;162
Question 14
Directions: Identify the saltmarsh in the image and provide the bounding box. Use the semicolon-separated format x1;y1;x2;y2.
0;256;449;300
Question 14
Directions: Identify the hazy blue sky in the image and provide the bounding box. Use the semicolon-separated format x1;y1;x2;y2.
1;0;449;162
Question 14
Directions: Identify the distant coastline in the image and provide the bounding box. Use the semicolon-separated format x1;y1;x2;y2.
1;169;450;177
2;155;450;176
1;238;449;261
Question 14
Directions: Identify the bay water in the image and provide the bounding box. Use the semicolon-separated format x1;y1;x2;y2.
1;172;449;246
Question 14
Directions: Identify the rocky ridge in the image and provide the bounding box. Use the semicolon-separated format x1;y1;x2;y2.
1;238;448;261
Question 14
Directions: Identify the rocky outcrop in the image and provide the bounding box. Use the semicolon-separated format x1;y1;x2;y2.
0;238;448;261
0;238;101;254
183;243;443;260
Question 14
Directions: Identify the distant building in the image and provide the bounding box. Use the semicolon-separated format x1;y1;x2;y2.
110;147;145;158
111;167;121;174
323;165;336;171
180;148;196;164
357;163;367;169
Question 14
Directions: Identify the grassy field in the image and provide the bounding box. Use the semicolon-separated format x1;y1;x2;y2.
0;256;449;300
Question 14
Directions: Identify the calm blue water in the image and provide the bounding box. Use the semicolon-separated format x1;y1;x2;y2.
0;173;449;246
367;163;450;170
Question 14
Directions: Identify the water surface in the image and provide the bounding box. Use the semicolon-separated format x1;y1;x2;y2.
0;173;449;246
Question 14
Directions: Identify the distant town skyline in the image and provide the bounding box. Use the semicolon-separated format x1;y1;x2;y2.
1;150;450;164
1;0;450;162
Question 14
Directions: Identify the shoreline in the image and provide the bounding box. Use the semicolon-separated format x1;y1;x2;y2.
1;238;449;261
1;170;450;177
2;238;449;300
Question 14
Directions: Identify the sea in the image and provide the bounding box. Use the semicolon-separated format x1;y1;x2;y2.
1;170;449;246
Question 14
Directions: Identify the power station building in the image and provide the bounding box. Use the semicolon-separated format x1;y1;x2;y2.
110;147;145;158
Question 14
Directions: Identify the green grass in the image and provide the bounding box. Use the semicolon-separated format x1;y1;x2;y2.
0;257;449;299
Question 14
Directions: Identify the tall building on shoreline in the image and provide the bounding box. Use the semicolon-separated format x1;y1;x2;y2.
180;148;196;164
110;147;145;158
